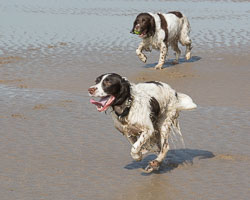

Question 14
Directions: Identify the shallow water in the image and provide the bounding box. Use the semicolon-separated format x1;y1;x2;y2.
0;0;250;199
0;0;249;91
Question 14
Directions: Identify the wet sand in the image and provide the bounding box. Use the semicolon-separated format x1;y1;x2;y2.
0;0;250;199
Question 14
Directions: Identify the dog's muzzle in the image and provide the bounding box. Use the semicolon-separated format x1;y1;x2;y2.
88;87;97;95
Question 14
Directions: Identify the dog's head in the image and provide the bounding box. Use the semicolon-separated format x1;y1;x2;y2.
88;73;131;112
131;13;155;38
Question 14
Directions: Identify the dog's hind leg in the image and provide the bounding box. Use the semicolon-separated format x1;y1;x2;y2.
185;43;192;61
144;127;170;172
155;42;167;70
144;110;177;173
156;131;170;163
136;42;147;63
179;16;192;61
171;40;181;64
180;37;192;61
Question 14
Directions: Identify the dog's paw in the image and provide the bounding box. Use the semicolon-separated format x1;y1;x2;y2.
185;52;191;60
139;55;147;63
130;151;142;161
154;64;163;70
141;160;160;173
143;160;160;173
149;160;160;170
141;165;154;173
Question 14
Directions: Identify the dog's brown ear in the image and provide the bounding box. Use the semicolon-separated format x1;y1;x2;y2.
120;77;130;96
112;77;131;106
147;16;155;36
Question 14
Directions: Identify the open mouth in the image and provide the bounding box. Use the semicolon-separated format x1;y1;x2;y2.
90;95;115;112
139;33;145;38
133;29;147;38
138;30;147;38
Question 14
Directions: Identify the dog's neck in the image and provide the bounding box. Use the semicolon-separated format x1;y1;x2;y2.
113;96;133;119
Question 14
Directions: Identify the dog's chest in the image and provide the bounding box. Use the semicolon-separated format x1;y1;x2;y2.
152;39;161;50
144;36;161;50
113;117;144;137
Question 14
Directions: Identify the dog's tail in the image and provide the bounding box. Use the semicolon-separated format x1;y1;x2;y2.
176;93;197;111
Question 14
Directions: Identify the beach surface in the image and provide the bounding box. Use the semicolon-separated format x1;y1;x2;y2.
0;0;250;199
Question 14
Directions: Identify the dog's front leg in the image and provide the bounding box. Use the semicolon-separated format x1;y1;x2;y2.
130;129;153;161
155;42;167;70
136;42;147;63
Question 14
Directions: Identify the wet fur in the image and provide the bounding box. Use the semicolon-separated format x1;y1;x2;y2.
89;73;196;172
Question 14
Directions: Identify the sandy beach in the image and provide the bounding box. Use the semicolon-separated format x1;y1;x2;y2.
0;0;250;199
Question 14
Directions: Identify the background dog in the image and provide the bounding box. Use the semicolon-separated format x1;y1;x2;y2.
88;73;197;172
131;11;192;69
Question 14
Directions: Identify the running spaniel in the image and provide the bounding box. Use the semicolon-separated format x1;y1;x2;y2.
88;73;196;173
131;11;192;69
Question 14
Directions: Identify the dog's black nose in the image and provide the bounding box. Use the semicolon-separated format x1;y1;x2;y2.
130;30;135;34
88;87;97;95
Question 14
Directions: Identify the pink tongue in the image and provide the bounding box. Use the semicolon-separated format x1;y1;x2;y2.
90;96;116;112
90;96;110;107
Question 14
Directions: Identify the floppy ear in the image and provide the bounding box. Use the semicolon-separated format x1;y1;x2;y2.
113;78;131;106
118;78;130;99
120;78;130;94
147;16;156;36
130;20;136;34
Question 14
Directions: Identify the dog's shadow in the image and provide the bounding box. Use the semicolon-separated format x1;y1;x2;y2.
144;56;201;69
124;148;214;175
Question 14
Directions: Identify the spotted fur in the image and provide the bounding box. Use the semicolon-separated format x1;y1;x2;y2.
89;73;197;172
131;11;192;69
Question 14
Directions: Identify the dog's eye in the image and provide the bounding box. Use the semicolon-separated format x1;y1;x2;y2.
105;78;110;82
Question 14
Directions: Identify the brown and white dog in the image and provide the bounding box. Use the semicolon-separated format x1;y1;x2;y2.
88;73;197;172
131;11;192;69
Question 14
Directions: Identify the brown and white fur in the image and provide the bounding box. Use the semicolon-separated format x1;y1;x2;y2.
88;73;196;172
131;11;192;69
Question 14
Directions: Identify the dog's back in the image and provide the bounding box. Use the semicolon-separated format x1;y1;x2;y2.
131;81;196;113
